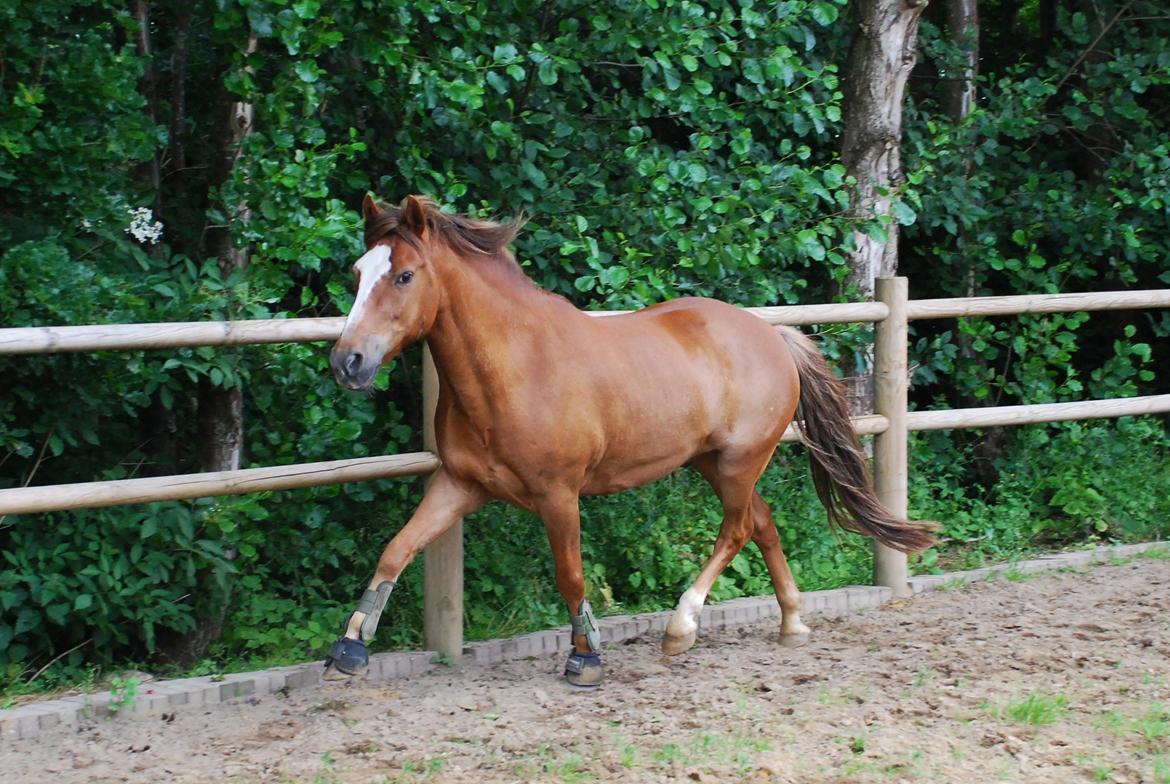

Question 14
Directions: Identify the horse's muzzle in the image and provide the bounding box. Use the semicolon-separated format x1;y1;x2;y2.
330;344;379;390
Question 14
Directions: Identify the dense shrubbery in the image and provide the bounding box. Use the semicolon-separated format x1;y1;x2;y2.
1;0;1167;688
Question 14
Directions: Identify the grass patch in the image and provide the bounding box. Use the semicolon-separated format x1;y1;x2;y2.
994;691;1070;726
997;562;1074;582
1152;755;1170;784
385;757;447;783
1099;703;1170;748
1000;565;1038;582
913;667;938;688
839;748;929;780
596;728;773;779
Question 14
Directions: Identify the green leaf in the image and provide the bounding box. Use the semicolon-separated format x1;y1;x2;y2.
521;159;548;189
15;608;39;635
294;61;319;84
892;200;917;226
493;44;518;61
538;59;558;86
292;0;320;19
485;71;509;95
861;222;888;244
797;229;826;260
601;266;630;288
810;1;839;25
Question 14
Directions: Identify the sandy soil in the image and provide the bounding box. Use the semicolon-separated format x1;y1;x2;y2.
4;556;1168;784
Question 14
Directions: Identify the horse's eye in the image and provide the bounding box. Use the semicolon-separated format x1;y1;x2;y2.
395;270;414;286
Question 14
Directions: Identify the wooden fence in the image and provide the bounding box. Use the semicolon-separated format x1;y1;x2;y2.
1;279;1169;657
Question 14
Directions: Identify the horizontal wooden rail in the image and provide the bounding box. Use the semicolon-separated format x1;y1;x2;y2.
905;394;1170;432
906;289;1170;320
0;318;347;355
2;289;1164;356
781;414;889;443
0;452;440;516
0;303;893;356
745;302;891;326
6;288;1165;356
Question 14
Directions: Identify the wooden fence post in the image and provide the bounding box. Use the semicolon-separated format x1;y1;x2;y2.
422;343;464;660
873;277;911;597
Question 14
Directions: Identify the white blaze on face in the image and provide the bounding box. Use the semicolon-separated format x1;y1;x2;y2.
342;244;393;337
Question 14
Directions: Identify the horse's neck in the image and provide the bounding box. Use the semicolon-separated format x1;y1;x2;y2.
426;252;570;408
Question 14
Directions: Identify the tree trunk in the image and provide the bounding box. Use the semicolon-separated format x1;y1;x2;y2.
1039;0;1059;43
159;37;257;666
165;12;191;178
132;1;162;205
840;0;928;414
197;379;243;474
205;36;257;284
946;0;979;294
945;0;979;123
131;2;176;475
943;0;1002;487
842;0;928;295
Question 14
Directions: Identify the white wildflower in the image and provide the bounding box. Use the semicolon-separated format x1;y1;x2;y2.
125;206;163;245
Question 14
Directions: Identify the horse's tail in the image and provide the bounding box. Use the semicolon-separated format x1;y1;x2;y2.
777;325;937;554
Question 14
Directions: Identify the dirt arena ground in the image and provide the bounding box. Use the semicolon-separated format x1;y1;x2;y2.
3;554;1168;783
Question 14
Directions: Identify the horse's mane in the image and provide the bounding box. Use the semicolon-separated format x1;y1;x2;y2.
363;196;525;260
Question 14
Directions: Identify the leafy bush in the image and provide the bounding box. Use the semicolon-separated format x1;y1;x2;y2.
908;417;1170;568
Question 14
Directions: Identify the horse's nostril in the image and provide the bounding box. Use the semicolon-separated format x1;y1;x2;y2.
345;352;363;377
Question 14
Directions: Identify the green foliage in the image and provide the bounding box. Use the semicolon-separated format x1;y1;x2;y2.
903;2;1170;410
106;674;140;714
908;417;1170;567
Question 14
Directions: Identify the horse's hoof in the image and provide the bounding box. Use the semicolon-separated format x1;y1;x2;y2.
779;631;811;648
322;661;358;681
323;636;369;680
661;629;696;656
564;650;603;690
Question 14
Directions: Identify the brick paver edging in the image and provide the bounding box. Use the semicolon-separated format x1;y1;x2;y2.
2;540;1165;741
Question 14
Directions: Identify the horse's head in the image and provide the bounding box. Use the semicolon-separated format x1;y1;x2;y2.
330;194;443;390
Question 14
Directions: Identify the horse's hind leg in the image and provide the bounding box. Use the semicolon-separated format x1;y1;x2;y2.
749;492;811;646
663;450;767;656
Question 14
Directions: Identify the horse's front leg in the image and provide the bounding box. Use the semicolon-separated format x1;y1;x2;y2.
323;469;486;680
536;491;603;690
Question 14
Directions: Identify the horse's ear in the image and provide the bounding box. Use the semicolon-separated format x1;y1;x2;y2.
401;195;429;239
361;193;383;222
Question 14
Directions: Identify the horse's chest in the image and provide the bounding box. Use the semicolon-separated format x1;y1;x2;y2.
437;425;537;507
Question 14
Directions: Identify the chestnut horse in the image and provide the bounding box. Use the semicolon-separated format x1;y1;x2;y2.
324;194;935;688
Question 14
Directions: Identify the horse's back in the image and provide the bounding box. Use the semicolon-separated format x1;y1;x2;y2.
573;297;800;492
607;297;796;391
